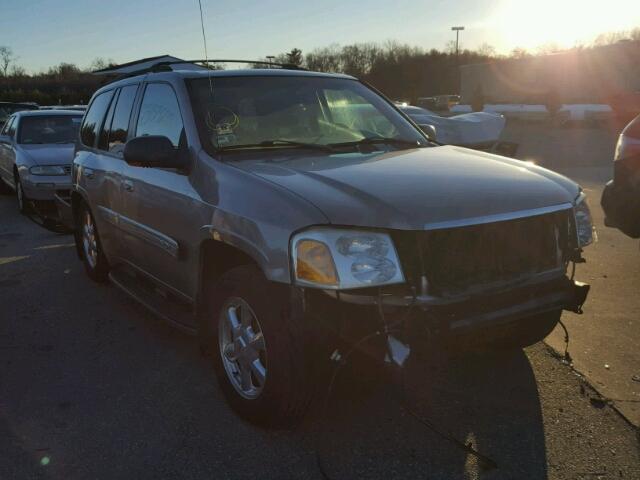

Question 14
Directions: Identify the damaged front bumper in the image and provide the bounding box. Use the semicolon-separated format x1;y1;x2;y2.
304;274;589;351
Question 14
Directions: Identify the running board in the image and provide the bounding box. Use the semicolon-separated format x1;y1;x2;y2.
109;268;197;335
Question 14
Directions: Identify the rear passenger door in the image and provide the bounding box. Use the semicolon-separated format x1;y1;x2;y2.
119;82;199;301
77;84;139;263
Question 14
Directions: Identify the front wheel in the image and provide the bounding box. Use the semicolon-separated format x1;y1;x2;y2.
202;265;314;427
77;203;109;283
15;176;30;214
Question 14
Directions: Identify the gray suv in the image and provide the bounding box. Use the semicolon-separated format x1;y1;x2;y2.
68;63;593;426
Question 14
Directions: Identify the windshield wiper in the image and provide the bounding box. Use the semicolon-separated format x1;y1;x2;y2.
219;139;334;152
329;137;425;149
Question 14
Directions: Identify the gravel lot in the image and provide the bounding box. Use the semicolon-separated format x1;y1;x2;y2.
1;120;639;478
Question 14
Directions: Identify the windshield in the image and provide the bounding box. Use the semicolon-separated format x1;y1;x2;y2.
18;115;82;145
187;76;427;153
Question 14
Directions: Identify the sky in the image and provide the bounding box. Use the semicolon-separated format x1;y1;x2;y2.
1;0;639;72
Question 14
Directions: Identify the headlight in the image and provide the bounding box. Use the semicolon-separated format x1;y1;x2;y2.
291;228;405;289
574;192;596;247
29;165;67;176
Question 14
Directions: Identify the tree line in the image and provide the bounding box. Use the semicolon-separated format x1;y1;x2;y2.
0;51;115;105
1;26;638;106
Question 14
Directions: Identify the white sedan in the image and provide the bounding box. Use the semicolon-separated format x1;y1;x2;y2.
399;105;512;152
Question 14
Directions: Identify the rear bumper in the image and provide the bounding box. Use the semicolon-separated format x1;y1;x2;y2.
601;180;640;238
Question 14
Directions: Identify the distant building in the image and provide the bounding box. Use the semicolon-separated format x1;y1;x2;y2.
460;41;640;105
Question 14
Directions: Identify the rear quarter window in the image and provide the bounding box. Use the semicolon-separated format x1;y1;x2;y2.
81;90;115;147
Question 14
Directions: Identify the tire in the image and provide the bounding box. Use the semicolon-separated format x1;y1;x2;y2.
15;175;30;214
76;202;109;283
201;265;314;427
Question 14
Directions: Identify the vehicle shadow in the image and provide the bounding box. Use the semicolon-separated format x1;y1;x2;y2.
312;347;547;479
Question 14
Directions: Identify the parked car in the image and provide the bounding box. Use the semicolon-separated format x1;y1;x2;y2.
601;114;640;238
0;110;83;216
399;105;518;156
65;64;592;426
0;101;39;128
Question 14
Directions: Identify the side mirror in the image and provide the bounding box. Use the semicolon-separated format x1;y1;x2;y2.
123;136;187;169
418;124;437;141
0;134;11;145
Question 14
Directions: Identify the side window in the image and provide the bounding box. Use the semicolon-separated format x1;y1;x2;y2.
81;90;114;147
106;85;138;154
135;83;184;147
98;91;118;151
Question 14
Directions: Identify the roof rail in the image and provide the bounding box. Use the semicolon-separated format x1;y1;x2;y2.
98;59;307;86
153;59;307;71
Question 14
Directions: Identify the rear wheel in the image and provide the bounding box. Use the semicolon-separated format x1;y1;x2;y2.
202;265;314;427
77;203;109;283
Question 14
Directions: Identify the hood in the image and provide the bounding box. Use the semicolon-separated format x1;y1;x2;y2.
234;146;580;230
19;144;75;166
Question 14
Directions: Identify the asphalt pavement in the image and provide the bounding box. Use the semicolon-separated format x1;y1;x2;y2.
502;119;640;426
1;129;640;478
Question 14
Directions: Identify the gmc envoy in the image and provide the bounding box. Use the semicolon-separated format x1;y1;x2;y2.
65;62;593;426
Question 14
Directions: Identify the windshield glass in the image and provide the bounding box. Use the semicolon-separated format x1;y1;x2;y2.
18;115;82;144
187;76;426;152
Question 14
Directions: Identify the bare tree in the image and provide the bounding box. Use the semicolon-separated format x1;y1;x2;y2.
88;57;116;72
10;65;26;77
510;47;531;59
476;43;496;57
0;46;16;76
305;44;342;72
536;43;562;55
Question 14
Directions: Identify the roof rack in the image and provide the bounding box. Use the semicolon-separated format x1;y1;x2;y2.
152;59;307;71
98;58;307;85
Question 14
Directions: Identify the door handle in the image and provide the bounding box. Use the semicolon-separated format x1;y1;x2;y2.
83;167;95;179
122;180;134;192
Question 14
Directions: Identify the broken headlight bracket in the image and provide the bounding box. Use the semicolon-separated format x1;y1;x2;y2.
564;280;590;315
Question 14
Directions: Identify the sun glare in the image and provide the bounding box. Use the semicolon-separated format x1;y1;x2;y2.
494;0;640;51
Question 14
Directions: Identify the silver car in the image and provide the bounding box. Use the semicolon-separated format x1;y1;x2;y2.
67;63;593;427
0;110;83;215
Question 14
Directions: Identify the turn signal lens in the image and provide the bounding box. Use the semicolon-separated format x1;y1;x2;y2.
295;239;339;286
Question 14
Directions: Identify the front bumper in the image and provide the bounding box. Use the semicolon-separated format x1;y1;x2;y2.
21;173;72;202
601;180;640;238
306;275;589;349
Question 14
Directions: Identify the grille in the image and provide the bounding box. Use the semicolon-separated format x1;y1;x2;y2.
395;210;571;296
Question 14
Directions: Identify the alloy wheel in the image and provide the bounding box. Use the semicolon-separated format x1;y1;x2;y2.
218;297;268;400
82;210;98;269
